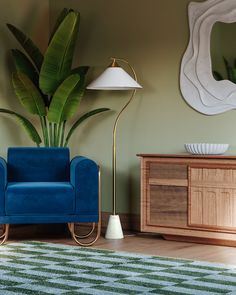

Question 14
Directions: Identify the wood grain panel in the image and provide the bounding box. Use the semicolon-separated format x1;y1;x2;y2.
189;186;236;230
190;167;236;188
189;188;203;225
149;163;187;179
137;154;236;159
139;155;236;168
149;178;188;187
148;185;188;228
203;188;217;226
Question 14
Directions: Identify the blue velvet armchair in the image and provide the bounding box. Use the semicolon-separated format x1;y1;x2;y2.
0;147;101;246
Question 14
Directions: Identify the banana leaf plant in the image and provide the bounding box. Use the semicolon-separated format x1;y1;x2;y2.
213;57;236;83
3;8;109;147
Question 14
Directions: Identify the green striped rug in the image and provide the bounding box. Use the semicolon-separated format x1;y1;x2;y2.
0;241;235;294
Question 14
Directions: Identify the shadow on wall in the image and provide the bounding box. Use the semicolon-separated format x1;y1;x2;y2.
113;162;140;215
128;162;140;215
99;165;112;212
1;1;48;47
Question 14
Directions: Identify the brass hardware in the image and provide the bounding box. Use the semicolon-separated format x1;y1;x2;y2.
0;224;9;245
68;222;100;246
110;58;138;215
68;222;96;238
68;166;101;246
109;58;120;67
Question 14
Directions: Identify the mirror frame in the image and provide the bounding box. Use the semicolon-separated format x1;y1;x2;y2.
180;0;236;115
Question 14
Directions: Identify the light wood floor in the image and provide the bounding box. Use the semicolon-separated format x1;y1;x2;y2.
6;224;236;265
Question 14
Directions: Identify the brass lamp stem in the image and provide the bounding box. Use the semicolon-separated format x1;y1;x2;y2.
111;58;137;215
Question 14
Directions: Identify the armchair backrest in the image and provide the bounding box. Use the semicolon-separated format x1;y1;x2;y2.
7;147;70;182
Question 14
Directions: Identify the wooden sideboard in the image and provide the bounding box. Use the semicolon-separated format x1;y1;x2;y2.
137;154;236;246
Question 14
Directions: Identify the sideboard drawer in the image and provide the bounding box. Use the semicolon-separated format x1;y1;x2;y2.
149;163;187;179
190;167;236;189
148;185;188;228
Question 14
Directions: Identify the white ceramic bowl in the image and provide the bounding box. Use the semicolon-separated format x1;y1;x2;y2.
184;143;229;155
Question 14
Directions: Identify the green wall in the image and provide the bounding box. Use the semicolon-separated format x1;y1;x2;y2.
1;0;236;215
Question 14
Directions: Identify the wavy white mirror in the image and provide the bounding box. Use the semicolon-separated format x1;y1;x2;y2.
180;0;236;115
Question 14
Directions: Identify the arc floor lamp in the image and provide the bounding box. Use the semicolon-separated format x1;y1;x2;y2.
87;58;142;239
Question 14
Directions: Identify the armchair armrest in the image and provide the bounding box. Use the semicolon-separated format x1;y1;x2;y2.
0;157;7;215
70;156;99;216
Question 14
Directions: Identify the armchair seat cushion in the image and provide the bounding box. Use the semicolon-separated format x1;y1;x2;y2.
5;182;75;215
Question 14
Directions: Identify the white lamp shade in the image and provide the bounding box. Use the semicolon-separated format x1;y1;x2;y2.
86;67;142;90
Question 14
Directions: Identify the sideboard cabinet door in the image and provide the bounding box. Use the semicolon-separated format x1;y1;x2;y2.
189;167;236;231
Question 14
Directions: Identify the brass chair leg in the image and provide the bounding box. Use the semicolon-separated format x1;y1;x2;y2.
68;221;101;246
0;224;9;245
69;166;101;246
68;222;96;238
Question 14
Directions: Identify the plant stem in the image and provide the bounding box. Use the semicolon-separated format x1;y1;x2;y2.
54;123;58;147
43;117;49;147
57;122;62;147
40;116;48;147
60;121;66;147
64;140;68;147
49;122;53;147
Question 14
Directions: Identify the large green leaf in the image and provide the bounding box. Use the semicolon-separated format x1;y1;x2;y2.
48;66;89;106
69;66;89;103
47;73;82;123
11;50;49;107
64;66;90;111
49;8;73;44
11;49;39;85
7;24;43;71
0;108;42;145
12;72;46;116
39;11;80;95
64;108;110;146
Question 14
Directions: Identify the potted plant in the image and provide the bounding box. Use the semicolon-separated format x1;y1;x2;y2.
2;8;109;147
